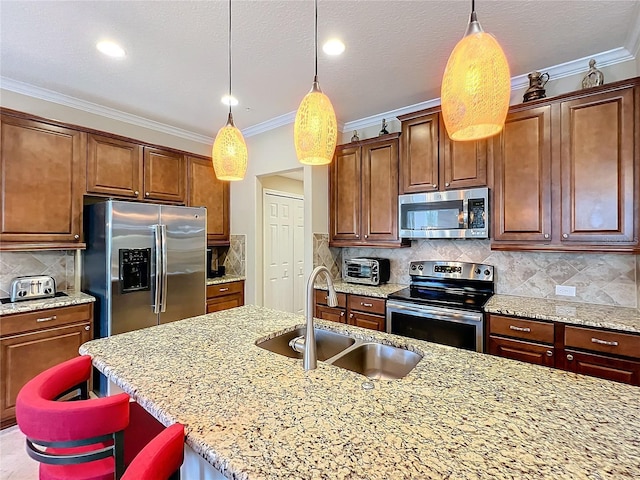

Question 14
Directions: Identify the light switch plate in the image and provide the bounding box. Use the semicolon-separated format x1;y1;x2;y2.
555;285;576;297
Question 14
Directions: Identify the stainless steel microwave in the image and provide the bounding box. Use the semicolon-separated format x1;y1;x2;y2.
398;187;489;239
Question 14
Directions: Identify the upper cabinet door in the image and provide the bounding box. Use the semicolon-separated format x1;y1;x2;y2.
187;155;230;245
143;147;186;203
560;87;636;245
86;134;142;199
361;137;400;242
492;105;552;243
0;115;85;247
400;113;439;193
441;120;488;190
330;145;361;242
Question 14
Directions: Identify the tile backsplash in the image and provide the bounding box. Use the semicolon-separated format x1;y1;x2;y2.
0;251;76;298
221;234;246;277
315;234;639;309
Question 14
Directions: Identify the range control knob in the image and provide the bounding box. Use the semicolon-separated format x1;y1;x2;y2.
411;264;417;270
417;264;423;270
484;269;491;276
475;268;481;275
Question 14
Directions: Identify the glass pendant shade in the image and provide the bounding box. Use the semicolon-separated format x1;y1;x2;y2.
212;113;248;182
294;80;338;166
441;17;510;142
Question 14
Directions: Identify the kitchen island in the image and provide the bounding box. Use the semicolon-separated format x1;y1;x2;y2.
80;305;640;479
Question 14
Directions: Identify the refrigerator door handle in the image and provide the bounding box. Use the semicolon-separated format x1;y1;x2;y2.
160;224;168;313
153;224;162;314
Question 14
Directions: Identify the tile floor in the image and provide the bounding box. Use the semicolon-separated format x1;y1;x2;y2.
0;425;39;479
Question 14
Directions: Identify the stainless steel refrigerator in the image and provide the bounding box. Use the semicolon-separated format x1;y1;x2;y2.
83;200;206;338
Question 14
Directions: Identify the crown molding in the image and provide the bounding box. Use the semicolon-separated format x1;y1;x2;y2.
0;77;214;144
2;42;636;140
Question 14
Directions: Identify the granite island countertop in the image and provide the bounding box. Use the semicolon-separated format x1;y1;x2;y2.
0;291;95;316
80;305;639;479
486;294;640;334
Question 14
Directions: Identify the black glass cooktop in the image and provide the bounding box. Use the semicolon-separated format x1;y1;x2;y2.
388;279;493;312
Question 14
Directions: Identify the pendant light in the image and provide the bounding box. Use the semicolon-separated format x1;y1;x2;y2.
212;0;248;181
441;0;510;142
294;0;338;166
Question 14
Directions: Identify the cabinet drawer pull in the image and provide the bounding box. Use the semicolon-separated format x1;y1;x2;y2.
361;302;373;307
546;350;553;357
36;315;57;323
509;325;531;333
340;311;345;317
219;287;229;292
349;313;353;319
591;337;618;347
567;354;574;361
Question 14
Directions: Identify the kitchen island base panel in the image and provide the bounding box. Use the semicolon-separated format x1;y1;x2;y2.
182;444;226;480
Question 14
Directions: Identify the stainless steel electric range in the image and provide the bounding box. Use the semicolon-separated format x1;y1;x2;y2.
386;260;495;352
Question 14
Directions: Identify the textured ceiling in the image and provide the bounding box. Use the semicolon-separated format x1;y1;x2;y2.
1;0;639;139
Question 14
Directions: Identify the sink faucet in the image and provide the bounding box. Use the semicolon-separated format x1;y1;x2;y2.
304;266;338;370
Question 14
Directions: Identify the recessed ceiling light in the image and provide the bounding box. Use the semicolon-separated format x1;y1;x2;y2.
221;95;238;106
96;41;126;58
323;39;345;56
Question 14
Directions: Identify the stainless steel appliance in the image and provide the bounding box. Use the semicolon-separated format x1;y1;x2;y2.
386;261;494;352
398;187;489;239
343;257;390;286
84;200;206;338
9;275;57;302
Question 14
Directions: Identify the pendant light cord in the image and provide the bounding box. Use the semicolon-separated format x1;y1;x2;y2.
314;0;318;78
228;0;232;115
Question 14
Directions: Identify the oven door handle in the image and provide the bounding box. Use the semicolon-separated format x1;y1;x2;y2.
386;300;483;324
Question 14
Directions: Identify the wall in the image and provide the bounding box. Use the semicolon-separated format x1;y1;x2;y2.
260;175;303;196
0;251;76;298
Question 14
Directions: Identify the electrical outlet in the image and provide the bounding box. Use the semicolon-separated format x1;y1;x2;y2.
555;285;576;297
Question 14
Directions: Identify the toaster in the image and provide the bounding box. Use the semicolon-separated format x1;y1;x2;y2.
343;257;391;286
10;275;57;302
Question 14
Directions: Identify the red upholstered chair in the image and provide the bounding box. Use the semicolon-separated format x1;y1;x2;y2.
121;423;185;480
16;355;185;480
16;355;130;480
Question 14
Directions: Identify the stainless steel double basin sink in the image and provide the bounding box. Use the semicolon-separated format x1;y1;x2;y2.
256;327;422;380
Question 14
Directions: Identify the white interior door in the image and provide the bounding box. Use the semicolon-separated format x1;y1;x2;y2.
263;191;304;312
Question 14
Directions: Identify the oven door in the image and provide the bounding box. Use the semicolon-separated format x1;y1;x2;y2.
386;300;484;352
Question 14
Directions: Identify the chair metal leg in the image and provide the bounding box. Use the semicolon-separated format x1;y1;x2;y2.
114;430;125;480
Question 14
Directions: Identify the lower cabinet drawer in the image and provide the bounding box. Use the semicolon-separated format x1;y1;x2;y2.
348;295;385;316
315;305;347;324
489;314;554;344
488;336;555;367
206;295;243;313
314;289;347;308
564;326;640;359
0;303;92;337
206;281;244;299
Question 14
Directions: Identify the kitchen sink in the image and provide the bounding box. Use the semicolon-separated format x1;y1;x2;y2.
257;328;422;379
256;327;355;361
330;343;422;380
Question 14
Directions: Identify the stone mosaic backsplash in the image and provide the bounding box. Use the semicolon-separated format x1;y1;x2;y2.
221;234;246;277
0;251;76;298
314;234;639;309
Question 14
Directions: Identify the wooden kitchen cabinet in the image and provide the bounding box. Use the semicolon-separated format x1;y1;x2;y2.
487;315;555;367
487;313;640;386
492;78;639;253
0;303;93;428
315;290;386;331
314;290;347;324
398;109;489;194
86;133;186;204
329;133;409;247
187;155;230;245
206;280;244;313
0;113;85;249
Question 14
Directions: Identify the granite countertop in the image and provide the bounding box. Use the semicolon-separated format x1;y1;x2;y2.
314;280;406;298
0;291;95;316
80;305;639;479
486;294;640;334
206;275;246;286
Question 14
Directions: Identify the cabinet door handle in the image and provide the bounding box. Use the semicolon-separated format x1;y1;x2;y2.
432;184;437;188
445;182;450;187
134;190;140;196
544;233;549;239
364;234;368;239
74;234;80;240
562;233;568;238
591;337;618;347
349;313;353;319
145;192;150;197
85;325;91;331
36;315;57;323
509;325;531;333
219;287;229;292
546;350;553;357
340;311;345;317
566;354;574;361
361;302;373;307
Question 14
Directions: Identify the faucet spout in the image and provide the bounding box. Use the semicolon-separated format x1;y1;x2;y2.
304;266;337;370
